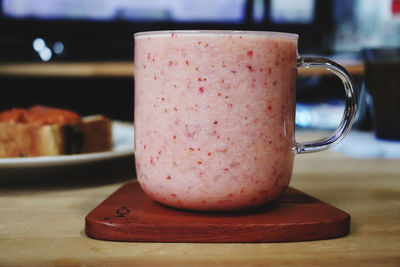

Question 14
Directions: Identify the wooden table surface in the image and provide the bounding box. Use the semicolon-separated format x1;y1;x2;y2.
0;132;399;266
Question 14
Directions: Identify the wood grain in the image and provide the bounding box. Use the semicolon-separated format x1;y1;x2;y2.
85;181;350;242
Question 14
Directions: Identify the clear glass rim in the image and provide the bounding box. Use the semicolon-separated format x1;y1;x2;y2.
134;30;298;40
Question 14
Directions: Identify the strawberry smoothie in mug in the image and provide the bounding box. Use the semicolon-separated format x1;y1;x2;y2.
134;30;356;211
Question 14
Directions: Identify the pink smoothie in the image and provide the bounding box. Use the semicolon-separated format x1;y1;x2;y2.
134;31;298;211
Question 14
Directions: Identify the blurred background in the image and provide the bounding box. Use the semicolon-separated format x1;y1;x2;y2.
0;0;399;140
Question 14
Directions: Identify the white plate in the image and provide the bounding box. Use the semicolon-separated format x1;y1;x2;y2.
0;121;135;169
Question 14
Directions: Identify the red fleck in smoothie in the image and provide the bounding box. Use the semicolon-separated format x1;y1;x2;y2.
134;31;298;211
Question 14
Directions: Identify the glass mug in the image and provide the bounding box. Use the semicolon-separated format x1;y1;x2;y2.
134;30;357;211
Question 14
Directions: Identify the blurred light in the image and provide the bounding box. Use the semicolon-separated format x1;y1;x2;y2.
296;102;344;129
39;47;52;61
253;0;265;23
32;38;46;52
52;41;64;54
2;0;246;23
270;0;315;24
296;106;312;128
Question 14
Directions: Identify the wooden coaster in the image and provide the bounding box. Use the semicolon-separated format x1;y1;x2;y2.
85;181;350;243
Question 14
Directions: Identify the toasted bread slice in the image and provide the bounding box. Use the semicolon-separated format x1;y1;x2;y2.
0;123;65;157
0;107;112;158
81;115;112;154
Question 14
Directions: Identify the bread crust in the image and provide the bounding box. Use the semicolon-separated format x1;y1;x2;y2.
81;115;113;154
0;115;112;158
0;123;64;157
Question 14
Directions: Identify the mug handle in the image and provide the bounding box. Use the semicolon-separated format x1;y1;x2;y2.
295;56;358;154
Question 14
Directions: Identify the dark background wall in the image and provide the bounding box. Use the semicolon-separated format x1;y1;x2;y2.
0;0;360;124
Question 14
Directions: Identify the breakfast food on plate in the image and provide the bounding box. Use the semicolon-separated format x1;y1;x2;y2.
0;105;112;158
